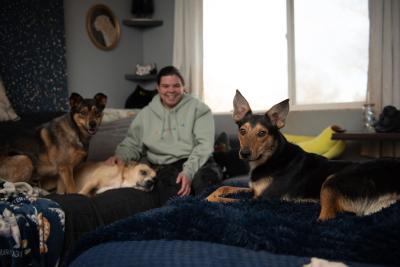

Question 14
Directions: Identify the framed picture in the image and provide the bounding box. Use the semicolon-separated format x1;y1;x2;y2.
86;4;120;51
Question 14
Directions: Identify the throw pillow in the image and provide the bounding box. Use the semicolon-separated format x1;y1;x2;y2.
102;108;137;123
0;80;19;121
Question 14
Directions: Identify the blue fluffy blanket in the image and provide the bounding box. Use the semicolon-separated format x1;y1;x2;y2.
68;192;400;266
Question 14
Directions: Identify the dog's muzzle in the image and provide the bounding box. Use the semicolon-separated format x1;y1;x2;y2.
139;180;155;191
239;149;251;159
87;121;98;135
145;180;155;188
240;148;263;161
239;149;251;160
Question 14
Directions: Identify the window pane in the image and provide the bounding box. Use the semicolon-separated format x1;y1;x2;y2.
203;0;287;112
294;0;369;105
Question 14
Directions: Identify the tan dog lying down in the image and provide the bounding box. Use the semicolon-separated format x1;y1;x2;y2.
74;161;156;196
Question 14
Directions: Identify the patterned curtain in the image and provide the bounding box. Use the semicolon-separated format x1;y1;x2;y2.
0;0;68;114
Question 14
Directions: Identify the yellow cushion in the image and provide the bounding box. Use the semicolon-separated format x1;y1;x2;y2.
284;125;346;159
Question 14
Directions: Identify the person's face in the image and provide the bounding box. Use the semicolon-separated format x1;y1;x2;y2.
157;74;184;109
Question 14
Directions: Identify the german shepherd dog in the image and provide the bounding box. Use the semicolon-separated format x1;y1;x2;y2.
207;90;400;221
0;93;107;194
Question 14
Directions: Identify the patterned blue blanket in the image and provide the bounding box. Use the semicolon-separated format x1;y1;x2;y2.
0;180;65;267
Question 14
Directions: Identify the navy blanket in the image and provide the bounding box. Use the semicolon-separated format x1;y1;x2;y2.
0;180;65;267
68;193;400;266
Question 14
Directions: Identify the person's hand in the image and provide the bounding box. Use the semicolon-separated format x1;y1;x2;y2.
176;172;191;196
105;155;124;166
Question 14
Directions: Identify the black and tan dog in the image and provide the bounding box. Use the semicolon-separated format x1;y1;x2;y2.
0;92;107;194
207;90;400;221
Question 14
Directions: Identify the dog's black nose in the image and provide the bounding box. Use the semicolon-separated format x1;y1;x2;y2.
89;121;97;129
240;149;251;159
145;180;154;188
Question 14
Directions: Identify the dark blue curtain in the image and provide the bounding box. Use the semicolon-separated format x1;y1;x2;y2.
0;0;68;114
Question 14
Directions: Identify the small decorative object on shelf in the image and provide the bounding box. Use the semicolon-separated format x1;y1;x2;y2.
125;63;158;82
131;0;154;18
135;63;157;76
362;103;376;132
124;0;162;28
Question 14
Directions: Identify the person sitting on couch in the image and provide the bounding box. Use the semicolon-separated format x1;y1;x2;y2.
106;65;222;202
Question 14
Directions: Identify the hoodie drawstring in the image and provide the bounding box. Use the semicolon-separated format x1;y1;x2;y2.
160;109;180;141
160;109;166;139
173;112;180;141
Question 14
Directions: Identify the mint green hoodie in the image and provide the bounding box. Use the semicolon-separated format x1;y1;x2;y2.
115;94;215;180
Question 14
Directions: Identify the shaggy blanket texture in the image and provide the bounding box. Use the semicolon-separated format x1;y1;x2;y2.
68;191;400;266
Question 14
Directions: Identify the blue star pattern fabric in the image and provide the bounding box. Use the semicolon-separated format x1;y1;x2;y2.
0;0;68;114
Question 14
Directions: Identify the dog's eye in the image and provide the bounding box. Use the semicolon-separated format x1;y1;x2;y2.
239;128;246;135
95;110;102;117
80;111;87;116
140;170;147;176
257;131;267;137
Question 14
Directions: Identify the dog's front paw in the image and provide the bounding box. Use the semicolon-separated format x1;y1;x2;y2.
206;186;245;203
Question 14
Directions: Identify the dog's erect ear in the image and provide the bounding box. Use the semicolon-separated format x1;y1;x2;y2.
94;93;107;109
266;99;289;129
233;90;252;123
69;93;83;109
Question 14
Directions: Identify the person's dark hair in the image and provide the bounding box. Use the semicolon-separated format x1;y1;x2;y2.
157;66;185;86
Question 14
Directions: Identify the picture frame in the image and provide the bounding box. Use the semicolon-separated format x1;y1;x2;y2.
86;4;120;51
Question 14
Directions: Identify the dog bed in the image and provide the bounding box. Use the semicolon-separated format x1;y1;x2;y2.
67;188;400;267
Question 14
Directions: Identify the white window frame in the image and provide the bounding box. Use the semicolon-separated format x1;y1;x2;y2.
286;0;366;111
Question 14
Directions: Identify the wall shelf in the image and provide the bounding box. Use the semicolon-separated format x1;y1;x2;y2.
332;131;400;158
125;74;157;82
123;19;163;28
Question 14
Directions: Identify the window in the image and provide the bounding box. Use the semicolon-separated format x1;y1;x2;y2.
203;0;369;112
